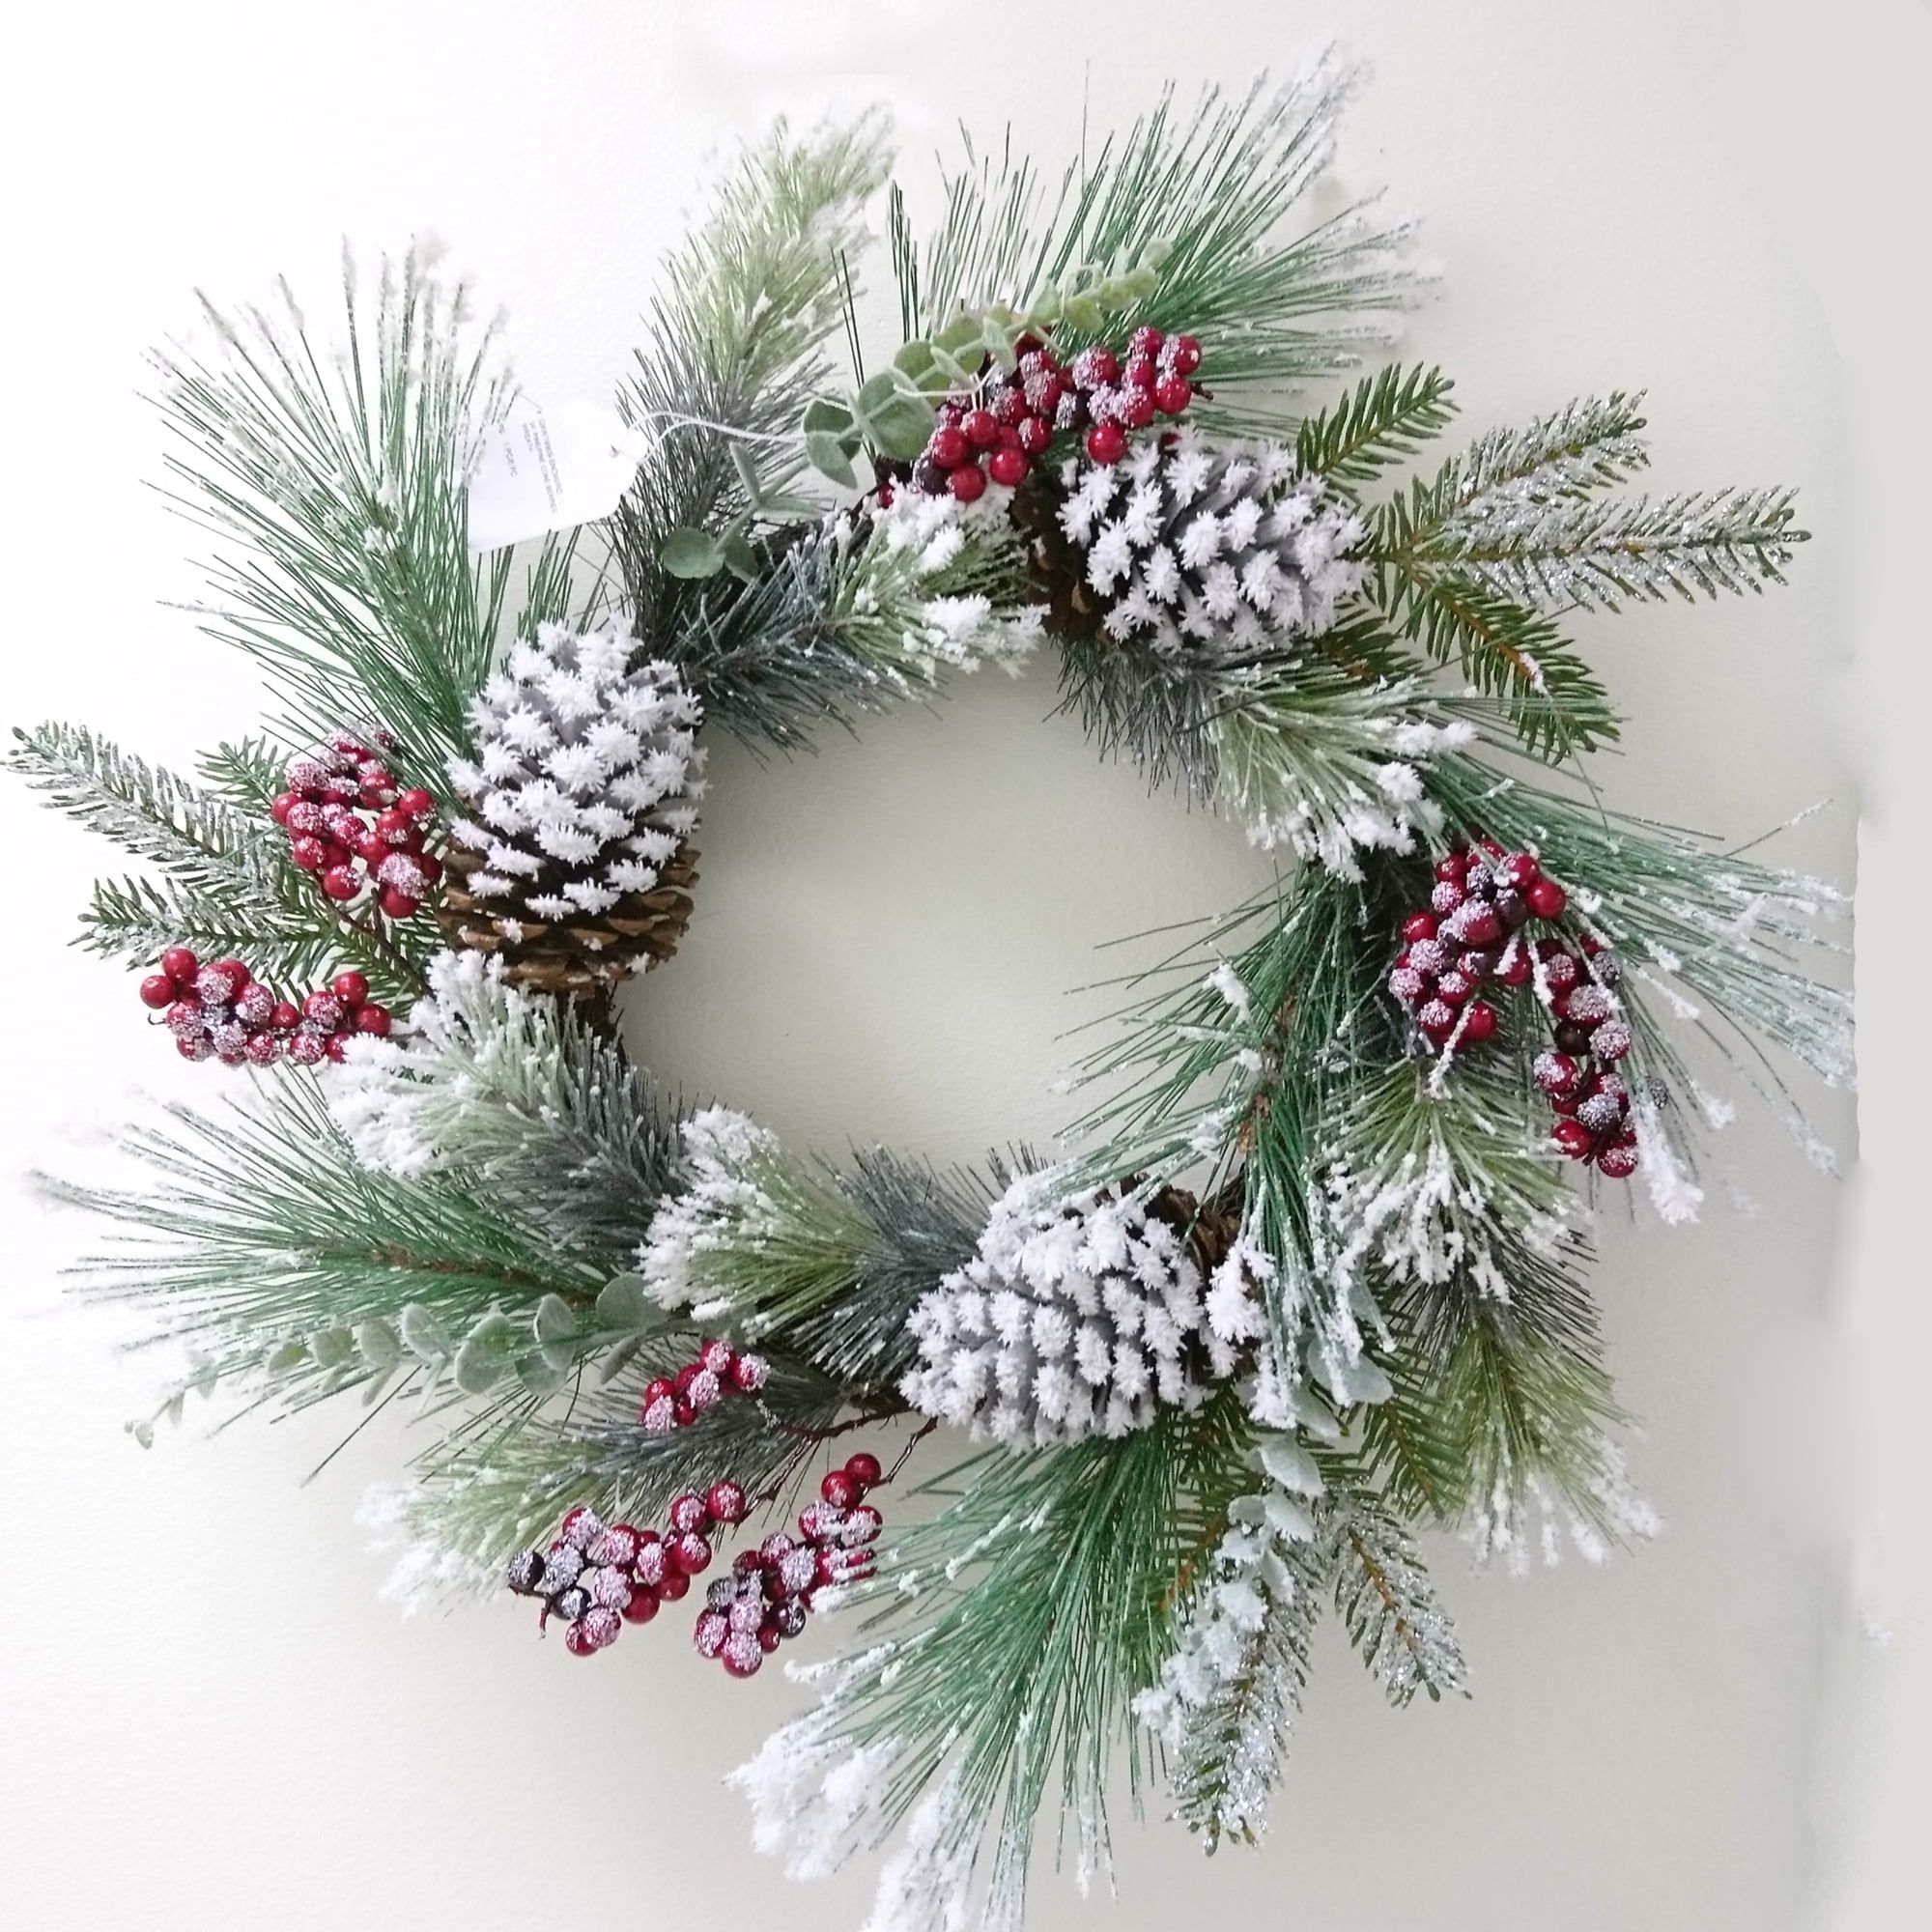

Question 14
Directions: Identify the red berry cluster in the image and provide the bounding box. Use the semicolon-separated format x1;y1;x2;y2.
639;1336;771;1433
138;948;390;1066
693;1456;886;1681
909;326;1202;500
1387;840;1641;1179
271;732;441;921
507;1485;750;1658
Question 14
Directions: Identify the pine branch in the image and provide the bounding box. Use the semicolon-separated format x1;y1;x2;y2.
895;56;1420;435
47;1076;606;1427
1294;363;1459;493
332;952;684;1273
151;247;567;774
733;1396;1255;1918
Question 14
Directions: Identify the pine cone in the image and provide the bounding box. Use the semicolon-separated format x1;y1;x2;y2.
900;1172;1220;1447
1056;434;1366;654
441;620;705;998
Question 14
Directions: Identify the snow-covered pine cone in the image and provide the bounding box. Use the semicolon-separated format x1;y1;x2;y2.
440;619;705;997
1056;434;1366;655
901;1172;1219;1447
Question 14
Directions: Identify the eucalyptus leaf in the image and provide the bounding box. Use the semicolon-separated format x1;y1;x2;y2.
517;1352;570;1399
659;527;725;579
804;432;858;488
399;1303;453;1363
533;1293;579;1347
453;1313;520;1395
264;1339;310;1374
308;1326;355;1371
353;1319;401;1367
595;1272;654;1331
802;396;855;435
721;531;760;583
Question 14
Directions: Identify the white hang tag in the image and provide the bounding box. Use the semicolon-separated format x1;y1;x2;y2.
465;400;648;552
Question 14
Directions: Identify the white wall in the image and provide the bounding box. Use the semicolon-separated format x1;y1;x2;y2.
2;3;1921;1927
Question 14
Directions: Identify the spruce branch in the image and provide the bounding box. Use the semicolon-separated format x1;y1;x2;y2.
1450;391;1651;507
9;721;432;1001
1427;486;1805;611
1293;363;1459;493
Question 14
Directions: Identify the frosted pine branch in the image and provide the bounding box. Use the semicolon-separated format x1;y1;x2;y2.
1450;391;1650;509
1323;1492;1466;1706
1431;486;1803;611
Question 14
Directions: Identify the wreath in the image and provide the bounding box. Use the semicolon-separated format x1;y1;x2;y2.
11;58;1849;1928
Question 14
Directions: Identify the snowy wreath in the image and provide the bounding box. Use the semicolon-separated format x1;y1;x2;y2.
13;58;1850;1932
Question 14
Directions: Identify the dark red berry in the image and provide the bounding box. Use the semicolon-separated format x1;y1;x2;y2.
961;409;999;449
948;464;987;502
820;1469;860;1510
1462;1001;1498;1043
929;426;969;469
139;974;177;1009
1552;1120;1596;1160
707;1481;748;1524
843;1452;883;1491
1016;414;1054;455
331;970;369;1008
354;1003;391;1036
1086;421;1127;465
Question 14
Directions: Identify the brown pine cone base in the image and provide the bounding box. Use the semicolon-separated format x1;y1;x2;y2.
436;845;700;1000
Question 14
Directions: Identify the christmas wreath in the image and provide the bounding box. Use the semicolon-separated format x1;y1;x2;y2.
12;57;1849;1929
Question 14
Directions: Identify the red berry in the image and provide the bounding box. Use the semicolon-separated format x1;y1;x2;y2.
1085;421;1127;465
961;409;999;448
354;1003;391;1037
1168;335;1203;375
1498;949;1534;987
1495;852;1542;891
268;1002;301;1033
379;888;420;920
657;1569;691;1603
1590;1019;1634;1064
1153;374;1192;415
1552;1120;1596;1160
929;426;969;468
1080;347;1122;386
160;947;199;985
1417;1000;1458;1038
621;1588;661;1625
987;446;1030;487
270;793;298;826
1128;325;1165;357
1541;951;1582;994
1453;905;1503;947
1119;386;1156;430
757;1624;783;1654
302;989;345;1028
139;974;177;1009
820;1469;860;1510
730;1353;769;1393
396;787;435;818
1534;1051;1581;1097
321;866;360;902
1462;1001;1498;1043
207;959;250;998
243;1032;281;1066
1430;880;1466;916
1435;852;1469;883
845;1504;884;1545
948;464;987;502
707;1481;748;1524
721;1638;763;1678
1123;355;1159;390
1016;414;1054;455
670;1533;712;1577
287;836;326;872
1524;877;1569;921
331;970;369;1008
1387;966;1428;1007
413;853;442;886
1596;1143;1640;1179
642;1376;675;1408
843;1452;883;1491
1435;969;1475;1007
